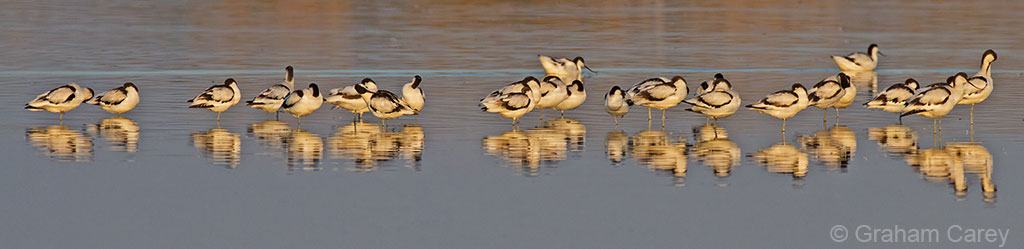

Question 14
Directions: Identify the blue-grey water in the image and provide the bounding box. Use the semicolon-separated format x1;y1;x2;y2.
2;0;1023;248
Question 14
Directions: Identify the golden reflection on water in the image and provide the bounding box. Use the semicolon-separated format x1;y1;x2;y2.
327;122;424;172
798;126;857;171
867;125;919;157
751;141;809;179
26;125;94;162
605;131;629;165
904;142;997;203
85;117;140;152
690;125;740;177
482;118;585;176
190;128;241;168
285;129;323;171
247;120;291;156
629;130;687;185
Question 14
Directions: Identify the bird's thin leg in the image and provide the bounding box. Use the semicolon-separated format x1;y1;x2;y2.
539;109;544;121
834;107;840;120
276;112;280;120
614;116;619;126
932;118;938;134
661;110;666;128
782;118;787;133
822;108;827;123
898;113;903;125
970;104;975;125
217;112;222;122
59;112;64;123
648;108;652;121
560;110;565;118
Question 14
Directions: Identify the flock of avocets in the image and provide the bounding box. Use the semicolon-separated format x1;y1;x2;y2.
25;44;997;132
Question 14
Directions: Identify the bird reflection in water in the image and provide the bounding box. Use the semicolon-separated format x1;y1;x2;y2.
26;125;94;162
867;125;918;158
248;120;291;157
798;125;856;172
482;118;586;176
327;122;424;172
85;116;140;152
690;124;740;180
285;129;323;171
628;130;687;186
751;140;809;180
847;71;878;94
905;142;997;203
605;131;628;165
190;128;241;168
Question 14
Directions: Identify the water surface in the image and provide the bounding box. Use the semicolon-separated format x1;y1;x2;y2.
2;0;1023;248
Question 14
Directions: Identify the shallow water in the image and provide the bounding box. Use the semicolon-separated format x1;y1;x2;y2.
3;0;1024;248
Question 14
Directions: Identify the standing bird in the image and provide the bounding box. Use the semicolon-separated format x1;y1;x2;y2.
538;55;595;83
26;83;94;122
604;86;629;125
355;84;418;127
683;89;741;124
535;76;568;119
958;50;998;125
87;82;140;116
696;73;733;95
864;78;920;121
808;73;850;123
188;78;241;122
901;73;969;133
826;73;858;116
746;83;809;132
246;66;295;119
326;78;378;121
480;76;541;127
554;80;586;117
626;76;688;125
402;75;425;112
281;83;324;125
831;44;881;72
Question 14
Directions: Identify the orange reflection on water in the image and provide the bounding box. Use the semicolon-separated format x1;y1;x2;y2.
26;125;94;162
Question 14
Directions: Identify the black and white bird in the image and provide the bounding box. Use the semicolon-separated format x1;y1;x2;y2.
696;73;733;95
683;89;741;123
188;78;241;121
87;82;139;116
535;76;568;119
831;44;881;72
480;76;541;127
958;50;998;124
246;66;295;119
821;73;858;115
626;76;688;124
553;80;585;117
326;78;378;121
902;73;969;132
25;83;94;122
746;84;809;132
402;75;425;112
604;86;629;125
281;83;324;125
865;78;920;120
355;83;418;127
808;73;850;122
538;55;594;83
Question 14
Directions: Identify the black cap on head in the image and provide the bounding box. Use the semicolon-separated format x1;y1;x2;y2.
225;78;237;85
714;73;724;79
523;76;538;82
573;56;585;63
571;80;584;91
354;84;368;94
984;49;998;60
361;78;374;84
838;73;851;87
791;83;804;90
411;75;422;88
610;85;621;92
671;76;685;83
309;83;320;97
542;75;560;82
